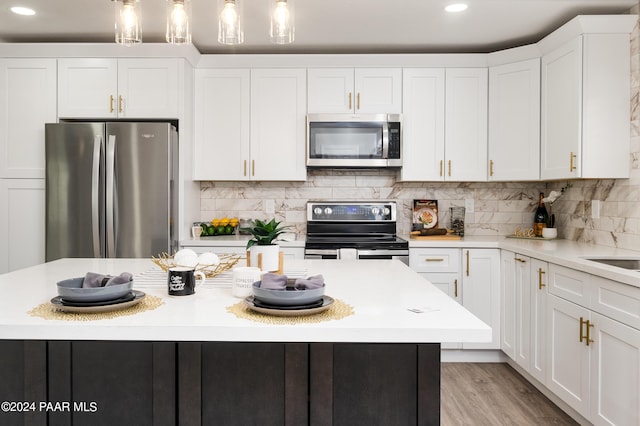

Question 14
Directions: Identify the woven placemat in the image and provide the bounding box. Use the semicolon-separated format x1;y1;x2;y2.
226;298;354;325
28;294;164;321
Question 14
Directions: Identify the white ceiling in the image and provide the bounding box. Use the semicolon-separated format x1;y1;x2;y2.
0;0;637;54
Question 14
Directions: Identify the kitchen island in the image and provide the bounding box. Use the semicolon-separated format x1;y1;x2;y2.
0;258;490;426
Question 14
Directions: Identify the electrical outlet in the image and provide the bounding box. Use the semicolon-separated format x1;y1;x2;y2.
465;198;475;213
265;199;275;214
592;200;600;219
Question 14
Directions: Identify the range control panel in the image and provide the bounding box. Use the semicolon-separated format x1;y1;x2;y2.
307;202;397;222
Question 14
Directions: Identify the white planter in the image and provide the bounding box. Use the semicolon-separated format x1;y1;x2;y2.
249;244;280;272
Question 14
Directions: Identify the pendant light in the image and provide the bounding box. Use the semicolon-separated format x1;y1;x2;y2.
114;0;142;46
270;0;294;44
166;0;192;44
217;0;244;45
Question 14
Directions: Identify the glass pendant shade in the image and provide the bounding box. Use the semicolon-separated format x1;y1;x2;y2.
166;0;192;44
115;0;142;45
218;0;244;45
270;0;294;44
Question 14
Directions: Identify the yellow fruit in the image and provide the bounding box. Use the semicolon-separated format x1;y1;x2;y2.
220;217;230;226
212;219;220;227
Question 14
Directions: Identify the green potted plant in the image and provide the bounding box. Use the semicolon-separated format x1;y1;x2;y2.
240;219;291;271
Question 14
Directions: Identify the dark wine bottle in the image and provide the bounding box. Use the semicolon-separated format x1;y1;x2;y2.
533;192;549;237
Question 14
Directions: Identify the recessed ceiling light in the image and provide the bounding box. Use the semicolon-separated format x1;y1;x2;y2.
445;3;468;13
10;6;36;16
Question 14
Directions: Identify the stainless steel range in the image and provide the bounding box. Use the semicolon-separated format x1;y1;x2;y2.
304;201;409;264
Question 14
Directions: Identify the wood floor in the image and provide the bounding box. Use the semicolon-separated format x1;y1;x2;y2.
441;363;578;425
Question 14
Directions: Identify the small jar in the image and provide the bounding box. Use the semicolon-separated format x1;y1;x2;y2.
449;207;465;237
238;218;252;234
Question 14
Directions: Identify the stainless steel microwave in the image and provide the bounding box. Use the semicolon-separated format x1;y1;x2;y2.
306;113;402;168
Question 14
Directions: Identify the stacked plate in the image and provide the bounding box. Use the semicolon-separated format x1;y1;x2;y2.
51;277;145;313
244;279;333;317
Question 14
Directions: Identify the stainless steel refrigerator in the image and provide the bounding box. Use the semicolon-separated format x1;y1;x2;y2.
45;122;178;261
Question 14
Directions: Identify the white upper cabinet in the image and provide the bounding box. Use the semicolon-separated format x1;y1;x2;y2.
250;68;307;181
489;58;540;181
0;59;57;179
58;58;180;119
193;69;250;181
444;68;488;181
307;68;402;113
400;68;445;181
193;68;307;181
541;34;631;179
401;68;487;181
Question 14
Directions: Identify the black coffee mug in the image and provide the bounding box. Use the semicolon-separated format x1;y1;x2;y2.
168;267;206;296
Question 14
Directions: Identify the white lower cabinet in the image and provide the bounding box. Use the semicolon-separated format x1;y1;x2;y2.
462;249;500;349
529;258;548;384
0;179;45;273
547;293;591;417
590;312;640;426
546;265;640;426
410;248;461;349
411;248;499;350
501;252;548;382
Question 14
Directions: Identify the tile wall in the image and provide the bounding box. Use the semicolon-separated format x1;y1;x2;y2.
200;8;639;247
200;172;544;238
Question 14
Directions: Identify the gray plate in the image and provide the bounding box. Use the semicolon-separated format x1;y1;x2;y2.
56;277;134;302
252;281;325;306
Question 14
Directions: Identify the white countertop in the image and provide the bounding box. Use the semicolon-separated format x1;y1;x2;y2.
0;258;491;343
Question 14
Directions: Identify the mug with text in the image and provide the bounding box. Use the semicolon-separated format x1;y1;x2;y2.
232;266;262;298
168;266;206;296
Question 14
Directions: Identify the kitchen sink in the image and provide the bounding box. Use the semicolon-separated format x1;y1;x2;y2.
583;257;640;270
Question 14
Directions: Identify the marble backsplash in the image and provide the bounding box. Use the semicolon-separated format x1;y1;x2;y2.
200;8;640;250
200;172;545;238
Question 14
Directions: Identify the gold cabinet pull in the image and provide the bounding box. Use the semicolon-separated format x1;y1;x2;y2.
109;95;115;113
515;257;526;263
448;160;452;177
454;278;458;298
538;268;546;290
579;317;595;346
118;95;123;113
465;250;470;276
425;258;444;262
252;159;255;177
348;92;352;110
439;160;443;177
243;160;247;176
489;160;494;177
356;93;361;110
586;319;594;346
570;151;577;172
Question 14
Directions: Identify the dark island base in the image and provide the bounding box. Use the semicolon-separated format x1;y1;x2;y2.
0;340;441;425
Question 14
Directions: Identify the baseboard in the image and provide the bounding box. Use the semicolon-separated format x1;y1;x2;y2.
440;349;507;363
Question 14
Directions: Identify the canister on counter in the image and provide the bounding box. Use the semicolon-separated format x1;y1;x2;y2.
449;206;465;237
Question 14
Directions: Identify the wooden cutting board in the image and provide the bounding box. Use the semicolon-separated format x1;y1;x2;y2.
410;234;462;240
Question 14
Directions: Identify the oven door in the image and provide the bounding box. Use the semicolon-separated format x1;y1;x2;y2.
307;114;389;167
304;248;409;265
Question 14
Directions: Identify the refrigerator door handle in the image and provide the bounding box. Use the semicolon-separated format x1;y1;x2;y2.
106;134;116;258
91;134;102;257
